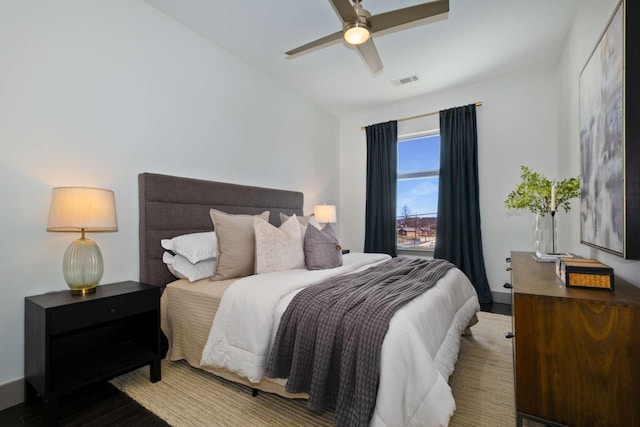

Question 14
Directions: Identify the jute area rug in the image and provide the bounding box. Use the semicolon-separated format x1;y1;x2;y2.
111;311;514;426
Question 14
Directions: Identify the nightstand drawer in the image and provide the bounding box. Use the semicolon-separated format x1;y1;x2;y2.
49;291;158;335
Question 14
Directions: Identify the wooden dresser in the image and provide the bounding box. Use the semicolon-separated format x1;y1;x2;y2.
510;251;640;427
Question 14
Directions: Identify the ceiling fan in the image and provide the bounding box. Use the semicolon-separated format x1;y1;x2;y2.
285;0;450;73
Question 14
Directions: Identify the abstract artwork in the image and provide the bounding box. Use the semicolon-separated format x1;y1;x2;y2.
579;1;625;256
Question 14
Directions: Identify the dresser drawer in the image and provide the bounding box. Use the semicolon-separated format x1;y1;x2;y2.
49;290;158;335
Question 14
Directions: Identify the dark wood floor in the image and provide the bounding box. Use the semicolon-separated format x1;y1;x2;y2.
0;381;169;427
1;302;510;426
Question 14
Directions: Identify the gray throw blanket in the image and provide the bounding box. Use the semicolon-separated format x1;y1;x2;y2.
264;257;455;427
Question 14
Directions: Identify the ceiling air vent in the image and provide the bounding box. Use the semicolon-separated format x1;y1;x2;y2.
392;74;421;87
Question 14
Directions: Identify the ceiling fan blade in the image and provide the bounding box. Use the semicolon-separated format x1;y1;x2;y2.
369;0;449;33
356;38;383;73
329;0;358;22
286;31;343;56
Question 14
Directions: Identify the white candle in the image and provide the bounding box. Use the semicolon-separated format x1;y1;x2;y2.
550;184;557;212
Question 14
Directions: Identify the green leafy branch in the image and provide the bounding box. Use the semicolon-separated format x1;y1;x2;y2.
505;165;580;217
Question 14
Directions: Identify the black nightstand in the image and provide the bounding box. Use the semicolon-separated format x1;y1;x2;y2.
24;281;161;426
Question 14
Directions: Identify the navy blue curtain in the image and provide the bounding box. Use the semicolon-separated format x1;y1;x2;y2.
364;121;398;257
434;104;492;303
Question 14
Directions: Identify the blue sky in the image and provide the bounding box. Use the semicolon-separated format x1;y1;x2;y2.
397;134;440;218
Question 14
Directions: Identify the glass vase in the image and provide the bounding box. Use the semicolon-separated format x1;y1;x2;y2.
534;213;555;254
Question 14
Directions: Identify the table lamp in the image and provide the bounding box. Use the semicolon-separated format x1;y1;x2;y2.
47;187;118;294
313;204;337;226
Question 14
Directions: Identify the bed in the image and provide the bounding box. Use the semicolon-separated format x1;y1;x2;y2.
139;172;480;427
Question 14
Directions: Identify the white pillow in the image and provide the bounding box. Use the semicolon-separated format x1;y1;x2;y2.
162;252;215;282
161;232;217;264
279;213;321;230
254;215;305;274
279;212;321;237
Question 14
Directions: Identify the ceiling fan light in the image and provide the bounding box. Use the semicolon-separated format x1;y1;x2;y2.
343;22;370;45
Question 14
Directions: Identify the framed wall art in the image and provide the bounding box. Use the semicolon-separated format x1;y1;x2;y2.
579;0;640;259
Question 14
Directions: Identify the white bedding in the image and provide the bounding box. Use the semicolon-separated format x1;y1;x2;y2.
200;253;480;427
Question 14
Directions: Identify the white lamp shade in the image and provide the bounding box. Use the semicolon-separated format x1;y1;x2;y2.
314;204;337;223
47;187;118;232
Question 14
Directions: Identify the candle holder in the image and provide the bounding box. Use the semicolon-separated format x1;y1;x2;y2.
550;210;558;255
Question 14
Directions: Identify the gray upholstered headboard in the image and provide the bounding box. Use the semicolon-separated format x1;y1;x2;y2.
139;172;304;286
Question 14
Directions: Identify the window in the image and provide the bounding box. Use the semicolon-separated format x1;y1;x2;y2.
397;131;440;251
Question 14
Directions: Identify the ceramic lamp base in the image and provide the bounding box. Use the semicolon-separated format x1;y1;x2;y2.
63;236;104;294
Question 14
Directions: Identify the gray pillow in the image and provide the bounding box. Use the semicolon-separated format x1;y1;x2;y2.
304;223;343;270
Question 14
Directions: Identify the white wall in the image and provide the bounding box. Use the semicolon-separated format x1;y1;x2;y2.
0;1;339;390
557;0;640;285
339;69;560;300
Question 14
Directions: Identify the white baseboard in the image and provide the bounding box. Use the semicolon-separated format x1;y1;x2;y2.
0;378;24;411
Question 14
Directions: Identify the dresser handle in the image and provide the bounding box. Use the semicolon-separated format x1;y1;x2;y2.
504;282;513;289
505;257;511;263
506;267;512;272
110;308;117;313
505;332;515;339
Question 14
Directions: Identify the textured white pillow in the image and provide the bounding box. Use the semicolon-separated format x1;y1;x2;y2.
278;213;321;230
161;232;217;264
279;212;321;240
254;215;305;274
162;252;215;282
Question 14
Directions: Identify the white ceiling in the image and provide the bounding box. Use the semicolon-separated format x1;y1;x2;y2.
145;0;581;116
